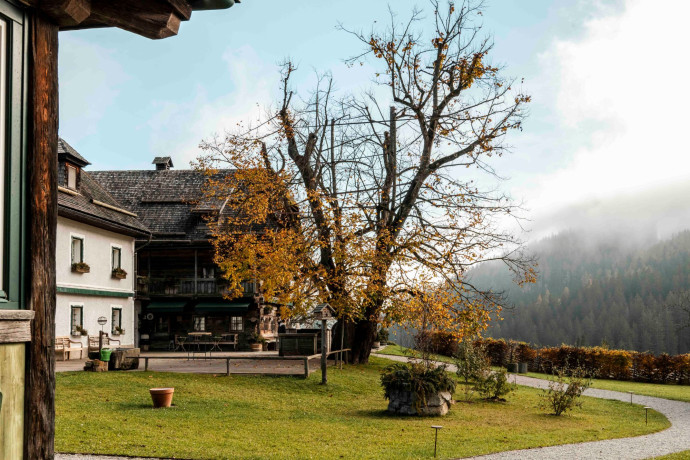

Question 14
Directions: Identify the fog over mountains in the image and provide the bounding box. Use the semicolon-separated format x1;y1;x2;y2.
472;184;690;353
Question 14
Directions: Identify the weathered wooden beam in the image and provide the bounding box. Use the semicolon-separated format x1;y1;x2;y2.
25;13;58;460
42;0;91;26
166;0;192;20
0;310;34;343
89;0;183;39
15;0;91;26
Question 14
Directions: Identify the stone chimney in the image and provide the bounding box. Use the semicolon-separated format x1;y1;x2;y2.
152;156;174;171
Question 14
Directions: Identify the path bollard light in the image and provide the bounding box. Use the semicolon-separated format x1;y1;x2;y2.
644;406;651;425
431;425;443;457
628;391;633;405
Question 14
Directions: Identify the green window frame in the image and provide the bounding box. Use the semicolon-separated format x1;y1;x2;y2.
111;246;121;270
111;307;122;334
0;2;27;310
71;236;84;264
70;305;83;335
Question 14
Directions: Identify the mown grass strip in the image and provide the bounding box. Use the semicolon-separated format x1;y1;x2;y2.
56;357;669;459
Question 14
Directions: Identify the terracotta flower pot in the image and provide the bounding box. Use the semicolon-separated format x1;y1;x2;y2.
149;387;174;408
249;343;262;352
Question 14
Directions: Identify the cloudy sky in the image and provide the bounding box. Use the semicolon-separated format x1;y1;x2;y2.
58;0;690;242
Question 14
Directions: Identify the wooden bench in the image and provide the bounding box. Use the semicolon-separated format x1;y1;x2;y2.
88;334;121;353
55;336;84;360
218;333;238;350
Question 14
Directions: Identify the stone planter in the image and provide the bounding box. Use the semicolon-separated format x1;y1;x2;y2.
387;389;453;416
506;362;518;373
372;341;381;349
150;388;174;408
249;343;262;352
112;272;127;280
518;363;529;374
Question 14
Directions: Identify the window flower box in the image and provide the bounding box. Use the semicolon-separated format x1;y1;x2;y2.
112;267;127;279
113;326;125;335
71;262;90;273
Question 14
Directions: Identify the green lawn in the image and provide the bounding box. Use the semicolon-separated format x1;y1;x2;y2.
379;345;690;404
56;357;669;459
378;344;455;364
655;451;690;459
524;372;690;404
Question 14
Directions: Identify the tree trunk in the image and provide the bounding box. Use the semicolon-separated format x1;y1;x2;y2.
348;318;377;364
25;14;59;460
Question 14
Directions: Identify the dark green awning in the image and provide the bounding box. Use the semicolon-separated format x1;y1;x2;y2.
195;302;250;314
146;301;186;313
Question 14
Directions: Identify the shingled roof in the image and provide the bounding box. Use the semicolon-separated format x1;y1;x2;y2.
57;139;150;237
90;168;234;241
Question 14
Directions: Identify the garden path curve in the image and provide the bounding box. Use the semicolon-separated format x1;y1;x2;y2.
374;353;690;459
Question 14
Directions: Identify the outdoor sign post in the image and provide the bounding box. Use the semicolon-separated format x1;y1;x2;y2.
313;303;335;385
98;316;107;352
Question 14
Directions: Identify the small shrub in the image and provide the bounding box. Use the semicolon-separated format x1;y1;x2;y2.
540;365;592;416
455;341;490;384
381;362;456;413
377;328;389;343
475;369;515;401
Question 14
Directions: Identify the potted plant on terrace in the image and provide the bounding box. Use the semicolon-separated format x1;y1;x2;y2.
248;332;263;352
112;267;127;279
71;261;90;273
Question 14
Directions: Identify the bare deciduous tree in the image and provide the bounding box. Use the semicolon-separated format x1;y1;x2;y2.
198;0;534;364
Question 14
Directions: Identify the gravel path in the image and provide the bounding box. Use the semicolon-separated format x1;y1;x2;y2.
56;354;690;460
374;353;690;459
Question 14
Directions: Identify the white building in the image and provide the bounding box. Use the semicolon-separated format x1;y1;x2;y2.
56;139;150;350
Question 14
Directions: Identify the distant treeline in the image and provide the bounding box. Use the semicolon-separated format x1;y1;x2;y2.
470;229;690;354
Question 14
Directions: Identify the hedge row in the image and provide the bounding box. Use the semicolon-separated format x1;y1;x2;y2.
473;337;690;385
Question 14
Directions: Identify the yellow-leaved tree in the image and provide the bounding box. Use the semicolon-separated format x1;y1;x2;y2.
196;0;535;364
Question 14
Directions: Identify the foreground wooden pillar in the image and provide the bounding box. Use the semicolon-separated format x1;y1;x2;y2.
24;13;59;460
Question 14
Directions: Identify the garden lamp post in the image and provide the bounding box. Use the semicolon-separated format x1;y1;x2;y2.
98;316;108;352
431;425;443;457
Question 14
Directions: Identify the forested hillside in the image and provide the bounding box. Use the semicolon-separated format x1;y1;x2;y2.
472;230;690;354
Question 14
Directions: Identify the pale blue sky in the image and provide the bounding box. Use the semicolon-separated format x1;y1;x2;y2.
58;0;690;239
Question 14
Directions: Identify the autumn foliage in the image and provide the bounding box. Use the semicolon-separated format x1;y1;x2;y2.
196;1;534;363
474;338;690;384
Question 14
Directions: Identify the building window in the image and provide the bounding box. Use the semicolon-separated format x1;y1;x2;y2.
230;316;243;331
66;164;78;190
193;316;205;332
71;236;83;264
111;246;121;270
111;307;122;334
70;305;83;335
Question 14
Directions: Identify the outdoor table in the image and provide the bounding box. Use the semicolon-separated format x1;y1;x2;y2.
188;332;212;359
209;336;222;353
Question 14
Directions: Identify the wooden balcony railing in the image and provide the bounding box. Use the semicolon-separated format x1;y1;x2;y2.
136;278;256;297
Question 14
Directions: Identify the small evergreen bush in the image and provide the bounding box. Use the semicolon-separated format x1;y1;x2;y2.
475;369;515;401
381;362;456;412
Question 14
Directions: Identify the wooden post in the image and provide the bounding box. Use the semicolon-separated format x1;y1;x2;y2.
303;357;309;378
226;358;230;376
25;13;59;460
144;357;149;371
321;319;327;384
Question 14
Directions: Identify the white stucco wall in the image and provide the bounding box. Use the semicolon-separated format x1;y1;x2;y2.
56;216;137;348
56;293;134;347
57;216;135;293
